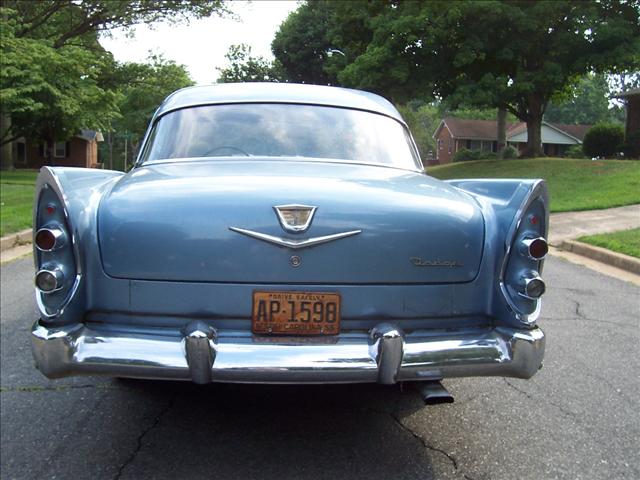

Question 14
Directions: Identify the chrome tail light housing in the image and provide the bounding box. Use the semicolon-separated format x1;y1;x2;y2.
35;227;67;251
519;274;546;299
499;180;549;325
35;268;64;293
33;173;80;319
520;237;548;260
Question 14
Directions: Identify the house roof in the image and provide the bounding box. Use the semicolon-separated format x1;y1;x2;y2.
434;117;591;142
552;123;590;141
78;129;104;142
434;117;506;140
614;87;640;99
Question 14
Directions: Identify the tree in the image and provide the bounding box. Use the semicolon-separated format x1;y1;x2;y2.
545;73;624;125
271;1;337;85
338;1;640;157
7;1;224;49
271;1;386;86
217;44;283;83
0;0;225;169
1;7;120;161
396;103;440;161
112;55;194;167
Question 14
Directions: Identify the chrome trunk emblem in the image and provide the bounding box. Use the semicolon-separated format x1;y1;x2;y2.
228;227;361;250
273;204;317;233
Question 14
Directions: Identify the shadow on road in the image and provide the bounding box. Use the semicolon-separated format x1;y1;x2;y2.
107;379;437;480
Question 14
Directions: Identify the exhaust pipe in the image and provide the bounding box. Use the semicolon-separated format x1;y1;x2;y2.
411;381;454;405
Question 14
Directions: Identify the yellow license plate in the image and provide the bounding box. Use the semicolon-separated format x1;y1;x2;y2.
252;291;341;335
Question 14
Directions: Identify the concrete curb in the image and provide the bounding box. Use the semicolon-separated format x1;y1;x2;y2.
0;229;32;252
560;240;640;275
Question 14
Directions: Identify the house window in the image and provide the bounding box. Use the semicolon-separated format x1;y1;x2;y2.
438;139;443;150
481;141;492;152
448;139;452;154
53;141;67;158
469;140;481;150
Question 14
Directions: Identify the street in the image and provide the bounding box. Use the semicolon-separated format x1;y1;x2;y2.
1;254;638;480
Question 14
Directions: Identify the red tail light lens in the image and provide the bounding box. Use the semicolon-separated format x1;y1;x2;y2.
521;237;548;260
35;227;65;251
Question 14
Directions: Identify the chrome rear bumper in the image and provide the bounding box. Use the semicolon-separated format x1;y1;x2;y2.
31;321;545;384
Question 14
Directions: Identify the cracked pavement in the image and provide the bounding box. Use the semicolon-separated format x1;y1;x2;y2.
1;255;639;479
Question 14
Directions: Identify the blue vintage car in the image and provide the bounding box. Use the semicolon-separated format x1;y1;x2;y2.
30;83;547;401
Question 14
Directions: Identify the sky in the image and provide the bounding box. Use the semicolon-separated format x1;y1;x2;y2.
99;1;299;85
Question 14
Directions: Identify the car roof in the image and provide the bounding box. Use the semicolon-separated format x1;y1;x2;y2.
154;83;403;122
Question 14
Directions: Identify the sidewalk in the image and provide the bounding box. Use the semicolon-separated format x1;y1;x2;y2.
548;204;640;280
548;204;640;245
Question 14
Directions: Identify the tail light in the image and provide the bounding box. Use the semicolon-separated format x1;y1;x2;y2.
35;227;66;251
35;268;64;293
520;237;548;260
519;274;546;299
33;176;79;318
500;181;549;324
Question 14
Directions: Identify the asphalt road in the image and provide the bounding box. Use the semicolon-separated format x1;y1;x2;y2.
1;255;638;480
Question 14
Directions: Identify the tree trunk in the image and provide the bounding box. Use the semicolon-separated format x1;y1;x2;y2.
108;130;113;170
521;94;545;157
522;115;544;157
0;114;14;170
496;106;507;159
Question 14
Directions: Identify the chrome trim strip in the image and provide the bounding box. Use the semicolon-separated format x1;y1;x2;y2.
31;321;545;383
229;227;362;250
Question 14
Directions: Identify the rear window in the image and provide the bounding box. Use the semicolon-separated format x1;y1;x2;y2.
140;103;420;169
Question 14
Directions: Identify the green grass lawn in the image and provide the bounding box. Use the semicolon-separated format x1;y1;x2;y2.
428;158;640;213
578;228;640;259
1;170;38;237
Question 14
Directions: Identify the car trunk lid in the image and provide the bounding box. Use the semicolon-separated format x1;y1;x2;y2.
98;160;484;284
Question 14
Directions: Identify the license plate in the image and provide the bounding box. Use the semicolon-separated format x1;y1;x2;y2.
252;291;341;335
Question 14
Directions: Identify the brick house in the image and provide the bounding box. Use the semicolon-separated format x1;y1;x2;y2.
432;117;591;164
11;129;103;169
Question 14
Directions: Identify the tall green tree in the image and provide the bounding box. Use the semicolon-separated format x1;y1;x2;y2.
217;44;283;83
271;1;337;85
0;0;225;169
339;1;640;157
545;73;624;125
271;1;384;86
113;55;194;162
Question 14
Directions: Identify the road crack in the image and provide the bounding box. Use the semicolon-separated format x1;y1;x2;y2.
503;378;579;420
113;395;175;480
389;410;459;471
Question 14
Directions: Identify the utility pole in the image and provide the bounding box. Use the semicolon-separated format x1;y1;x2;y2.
123;135;128;171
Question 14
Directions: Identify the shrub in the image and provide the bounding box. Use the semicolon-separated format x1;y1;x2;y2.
565;144;587;158
453;149;497;162
582;123;625;158
501;145;519;159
